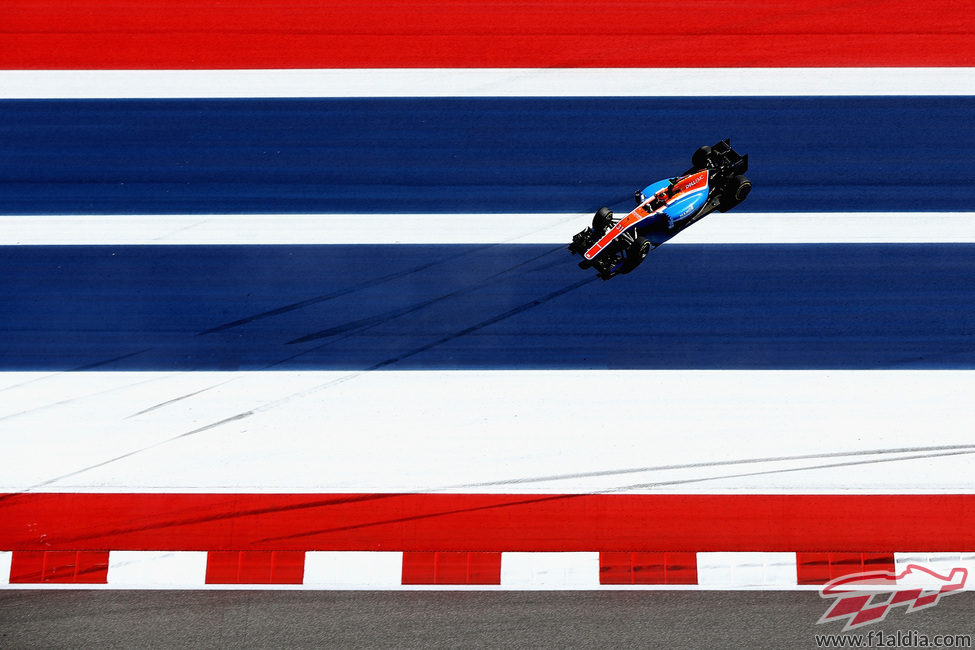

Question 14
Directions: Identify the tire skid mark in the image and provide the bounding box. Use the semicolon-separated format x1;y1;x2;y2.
196;245;495;336
45;493;406;546
258;449;975;543
72;349;152;371
10;447;975;545
447;444;975;489
0;373;61;394
0;349;152;394
613;448;975;492
0;412;255;500
0;373;172;424
125;379;234;419
286;245;565;346
257;493;582;544
367;275;599;371
11;272;596;493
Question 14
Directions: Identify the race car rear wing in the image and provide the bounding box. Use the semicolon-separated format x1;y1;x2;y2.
710;138;748;173
683;138;748;176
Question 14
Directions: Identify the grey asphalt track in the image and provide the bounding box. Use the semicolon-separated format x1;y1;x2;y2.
2;591;973;649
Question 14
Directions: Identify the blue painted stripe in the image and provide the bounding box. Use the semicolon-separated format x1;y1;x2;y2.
3;243;973;370
1;97;973;214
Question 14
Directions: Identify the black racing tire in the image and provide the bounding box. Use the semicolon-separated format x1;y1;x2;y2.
620;236;651;274
732;175;752;202
691;145;711;169
719;175;752;212
592;207;614;231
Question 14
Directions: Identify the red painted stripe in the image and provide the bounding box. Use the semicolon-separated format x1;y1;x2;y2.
3;493;975;553
8;550;109;584
401;552;438;584
796;552;896;585
205;551;243;583
204;550;305;584
599;552;698;585
4;1;973;69
402;551;502;585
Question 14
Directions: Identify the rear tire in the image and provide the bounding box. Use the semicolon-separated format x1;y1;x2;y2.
732;175;752;201
620;236;651;274
719;175;751;212
692;145;711;169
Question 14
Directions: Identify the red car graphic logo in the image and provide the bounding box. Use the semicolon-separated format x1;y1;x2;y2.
818;564;967;631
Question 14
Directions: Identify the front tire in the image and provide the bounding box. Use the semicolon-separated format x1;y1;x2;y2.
620;236;651;274
592;207;613;231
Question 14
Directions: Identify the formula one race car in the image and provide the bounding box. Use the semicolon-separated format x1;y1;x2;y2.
568;140;750;280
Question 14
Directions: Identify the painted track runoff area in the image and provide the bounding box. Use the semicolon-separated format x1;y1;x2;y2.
2;97;975;215
2;238;974;371
4;0;974;68
4;211;975;588
4;13;975;591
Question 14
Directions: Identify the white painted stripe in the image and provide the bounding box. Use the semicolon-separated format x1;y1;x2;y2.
107;551;208;586
3;370;975;495
500;553;601;588
894;553;975;589
2;213;974;246
697;552;798;587
0;551;11;585
2;68;974;99
303;552;403;587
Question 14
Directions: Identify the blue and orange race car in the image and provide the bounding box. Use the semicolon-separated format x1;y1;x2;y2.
568;140;750;280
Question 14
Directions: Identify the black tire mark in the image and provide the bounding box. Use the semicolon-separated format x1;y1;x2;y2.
0;411;255;501
13;445;974;543
4;258;592;492
287;245;566;345
73;349;151;371
259;448;975;543
0;372;166;424
365;275;599;371
43;493;406;545
125;380;232;419
448;444;975;489
258;493;583;544
614;448;975;492
196;245;496;336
